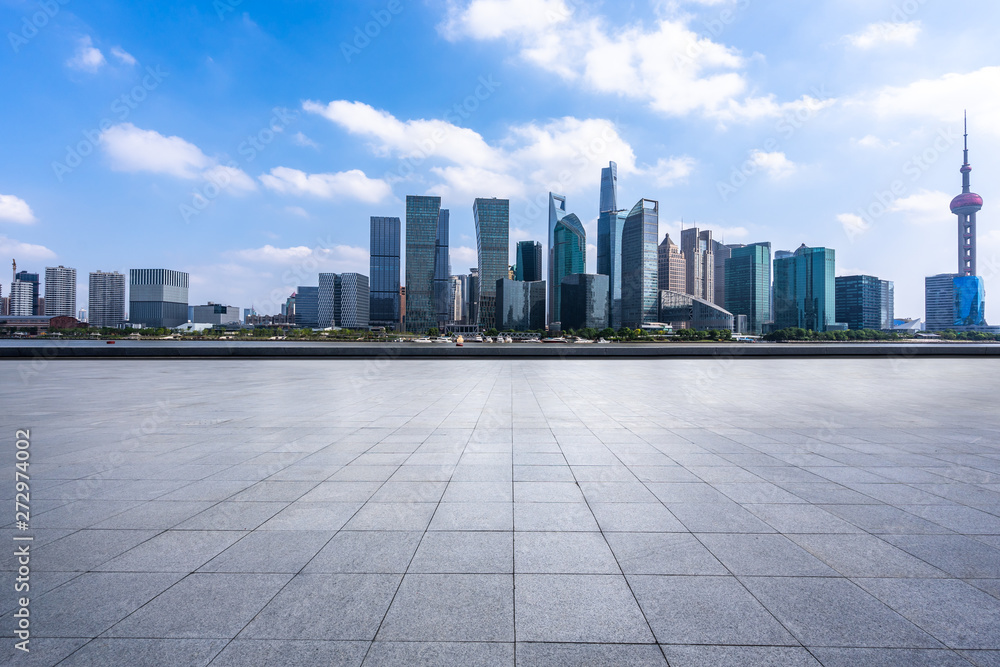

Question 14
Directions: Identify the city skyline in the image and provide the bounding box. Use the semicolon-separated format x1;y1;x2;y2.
1;2;997;322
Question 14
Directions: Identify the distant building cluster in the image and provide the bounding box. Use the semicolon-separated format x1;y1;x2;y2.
2;118;993;336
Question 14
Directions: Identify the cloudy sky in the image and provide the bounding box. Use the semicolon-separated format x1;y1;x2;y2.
1;0;998;320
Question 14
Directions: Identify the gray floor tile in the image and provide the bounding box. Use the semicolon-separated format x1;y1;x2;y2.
698;533;836;576
175;501;288;530
811;647;974;666
589;502;686;532
883;534;1000;578
258;502;361;531
666;502;776;533
344;502;438;531
514;481;585;503
517;642;667;666
304;531;423;573
788;534;948;577
745;503;863;533
607;532;727;575
514;502;599;531
239;573;400;640
516;574;654;643
629;575;794;645
95;530;246;572
410;531;513;573
377;574;514;641
515;531;619;574
659;645;821;666
364;641;514;666
58;639;228;667
428;502;513;531
34;529;159;571
198;530;333;573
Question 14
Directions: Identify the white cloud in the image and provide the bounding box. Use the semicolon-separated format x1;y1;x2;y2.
862;66;1000;137
259;167;391;204
838;213;870;238
66;36;106;73
292;132;319;149
451;246;478;266
0;235;56;260
110;46;137;65
652;156;696;187
889;189;951;225
0;195;37;224
749;150;797;179
714;226;750;242
285;206;310;218
101;123;212;178
439;1;830;121
855;135;899;150
844;21;921;50
99;124;256;198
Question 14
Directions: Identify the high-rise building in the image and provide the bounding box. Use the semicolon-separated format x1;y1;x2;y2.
434;209;451;329
515;241;543;283
9;280;35;317
711;241;731;307
466;268;479;326
548;193;586;326
773;245;837;332
560;274;610;331
191;304;241;325
335;273;370;329
88;271;126;328
621;199;659;328
724;242;772;335
370;216;401;330
597;162;627;329
835;275;884;330
474;197;510;330
925;273;986;331
13;270;39;315
496;278;546;331
405;195;442;333
952;114;983;277
129;269;189;328
681;228;714;301
295;286;319;329
44;266;76;317
449;275;464;322
880;280;895;330
318;273;337;328
657;234;686;293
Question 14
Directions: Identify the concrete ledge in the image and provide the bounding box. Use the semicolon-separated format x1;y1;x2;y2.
2;341;1000;359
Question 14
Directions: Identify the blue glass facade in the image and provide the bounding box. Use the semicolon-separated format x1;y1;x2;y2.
496;278;546;331
560;274;610;331
295;286;319;329
597;162;626;329
515;241;543;282
773;245;836;332
405;196;441;333
621;199;659;329
548;193;586;326
434;209;451;328
724;242;772;335
835;275;883;330
954;275;986;326
474;198;510;330
15;271;39;315
369;216;400;329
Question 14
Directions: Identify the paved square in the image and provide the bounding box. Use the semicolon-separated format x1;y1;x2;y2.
2;357;1000;666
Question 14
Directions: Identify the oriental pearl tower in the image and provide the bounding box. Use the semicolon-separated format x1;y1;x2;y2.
952;112;984;277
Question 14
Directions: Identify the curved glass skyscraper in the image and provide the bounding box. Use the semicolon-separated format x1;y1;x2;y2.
548;193;586;326
597;162;626;329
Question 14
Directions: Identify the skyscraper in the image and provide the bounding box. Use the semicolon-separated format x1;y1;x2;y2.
405;195;442;333
711;241;731;307
475;197;510;330
926;274;985;331
466;268;479;326
496;278;546;331
597;162;627;329
9;280;35;317
561;274;610;331
14;270;39;315
515;241;543;283
657;234;686;293
548;193;586;326
295;286;319;329
88;271;126;328
449;275;464;322
724;242;772;335
621;199;659;328
434;209;451;329
835;275;884;330
880;280;895;330
773;245;837;332
44;266;76;317
335;273;370;329
952;113;983;277
318;273;337;328
369;216;401;330
681;227;714;301
129;269;189;328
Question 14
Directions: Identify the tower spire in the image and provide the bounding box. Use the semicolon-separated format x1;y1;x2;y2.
951;112;983;277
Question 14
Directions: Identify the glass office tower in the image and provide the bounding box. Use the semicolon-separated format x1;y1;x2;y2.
405;195;442;333
474;198;510;330
369;216;400;330
724;242;772;335
560;274;610;331
597;162;626;329
129;269;189;328
496;278;546;331
835;275;883;330
773;245;837;332
335;273;370;329
295;286;319;329
548;193;586;327
14;270;39;315
434;209;451;329
621;199;659;328
515;241;543;283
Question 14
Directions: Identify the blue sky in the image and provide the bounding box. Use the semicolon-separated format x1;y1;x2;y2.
1;0;999;321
